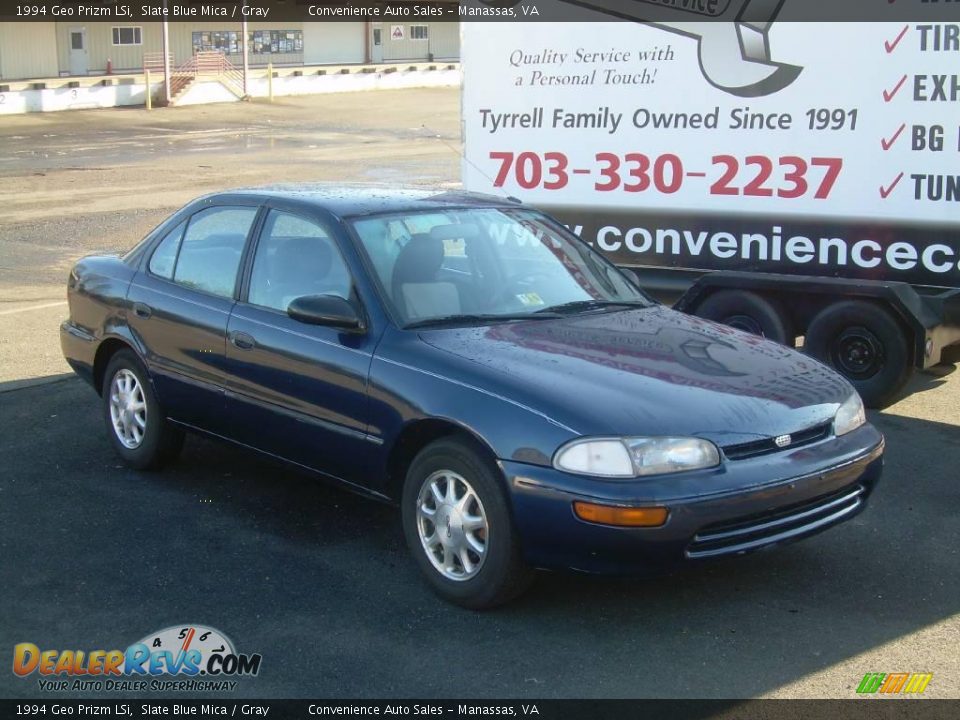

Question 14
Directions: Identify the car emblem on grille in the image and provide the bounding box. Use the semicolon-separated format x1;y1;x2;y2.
774;434;792;448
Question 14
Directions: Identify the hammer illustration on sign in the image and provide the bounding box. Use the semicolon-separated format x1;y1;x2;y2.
481;0;803;97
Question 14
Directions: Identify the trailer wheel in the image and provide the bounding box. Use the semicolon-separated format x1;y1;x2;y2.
694;290;793;345
805;301;912;409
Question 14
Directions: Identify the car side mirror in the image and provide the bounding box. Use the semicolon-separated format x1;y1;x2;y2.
287;295;364;331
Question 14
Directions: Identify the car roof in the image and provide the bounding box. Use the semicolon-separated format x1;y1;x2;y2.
205;183;523;218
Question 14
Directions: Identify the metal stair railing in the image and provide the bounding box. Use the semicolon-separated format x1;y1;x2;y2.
194;51;246;99
167;55;198;102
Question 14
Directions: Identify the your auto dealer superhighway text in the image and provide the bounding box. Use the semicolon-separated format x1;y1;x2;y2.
478;106;792;135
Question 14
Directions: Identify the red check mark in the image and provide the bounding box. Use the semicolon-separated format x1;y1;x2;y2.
884;75;908;102
880;172;904;199
885;25;909;53
881;123;907;150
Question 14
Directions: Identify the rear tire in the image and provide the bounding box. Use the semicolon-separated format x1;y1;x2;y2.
102;349;184;470
694;290;793;345
401;437;533;609
805;301;912;409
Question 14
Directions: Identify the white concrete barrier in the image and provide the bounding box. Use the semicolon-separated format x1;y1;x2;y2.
248;66;461;99
0;65;461;115
0;82;162;115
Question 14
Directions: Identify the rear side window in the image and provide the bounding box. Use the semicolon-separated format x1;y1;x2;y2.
148;220;186;279
153;206;257;298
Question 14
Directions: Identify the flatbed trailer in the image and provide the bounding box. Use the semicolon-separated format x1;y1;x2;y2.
643;267;960;407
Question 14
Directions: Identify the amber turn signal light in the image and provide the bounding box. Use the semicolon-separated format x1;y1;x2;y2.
573;502;669;528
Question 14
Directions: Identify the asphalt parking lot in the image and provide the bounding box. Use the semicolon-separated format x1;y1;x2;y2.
1;89;958;699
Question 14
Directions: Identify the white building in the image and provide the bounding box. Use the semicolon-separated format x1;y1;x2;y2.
0;18;460;81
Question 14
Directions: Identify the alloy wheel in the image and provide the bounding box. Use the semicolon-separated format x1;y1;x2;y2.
109;369;147;449
416;470;489;581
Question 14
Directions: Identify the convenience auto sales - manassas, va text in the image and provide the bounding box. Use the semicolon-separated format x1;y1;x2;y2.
307;705;540;716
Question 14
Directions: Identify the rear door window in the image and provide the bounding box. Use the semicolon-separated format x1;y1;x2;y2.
171;207;258;298
147;220;186;280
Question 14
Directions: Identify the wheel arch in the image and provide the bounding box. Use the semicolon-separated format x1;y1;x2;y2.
92;336;143;396
384;418;502;503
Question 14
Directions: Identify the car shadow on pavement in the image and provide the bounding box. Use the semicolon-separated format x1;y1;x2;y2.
1;376;958;699
0;373;75;395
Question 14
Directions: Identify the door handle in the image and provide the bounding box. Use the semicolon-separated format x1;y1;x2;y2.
229;331;256;350
133;302;152;319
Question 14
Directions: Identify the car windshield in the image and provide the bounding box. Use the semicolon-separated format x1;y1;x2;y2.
350;208;652;327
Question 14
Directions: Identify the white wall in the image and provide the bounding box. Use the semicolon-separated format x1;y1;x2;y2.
377;21;460;61
303;22;365;65
0;81;162;114
249;66;459;98
0;22;58;80
0;66;459;114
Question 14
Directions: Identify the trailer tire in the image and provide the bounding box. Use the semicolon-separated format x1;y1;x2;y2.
694;290;793;345
805;301;912;409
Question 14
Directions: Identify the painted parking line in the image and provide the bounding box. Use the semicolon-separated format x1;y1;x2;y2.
0;300;67;316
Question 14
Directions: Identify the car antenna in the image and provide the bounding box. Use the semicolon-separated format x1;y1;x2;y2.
420;123;519;202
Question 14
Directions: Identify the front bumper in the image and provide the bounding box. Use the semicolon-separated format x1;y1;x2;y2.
503;424;884;574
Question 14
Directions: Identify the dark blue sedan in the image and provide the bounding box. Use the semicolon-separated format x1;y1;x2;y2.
61;186;884;608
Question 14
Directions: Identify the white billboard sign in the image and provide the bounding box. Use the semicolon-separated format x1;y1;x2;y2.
463;21;959;223
462;19;960;285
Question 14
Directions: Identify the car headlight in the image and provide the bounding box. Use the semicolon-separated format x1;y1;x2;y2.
554;437;721;478
834;393;866;436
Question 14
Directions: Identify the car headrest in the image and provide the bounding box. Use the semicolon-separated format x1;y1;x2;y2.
392;233;444;289
273;237;333;286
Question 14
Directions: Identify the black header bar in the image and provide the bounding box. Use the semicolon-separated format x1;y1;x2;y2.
1;0;959;23
1;700;959;720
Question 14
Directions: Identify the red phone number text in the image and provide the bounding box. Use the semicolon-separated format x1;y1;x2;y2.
489;151;843;199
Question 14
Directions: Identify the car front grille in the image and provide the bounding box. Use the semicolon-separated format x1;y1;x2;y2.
685;484;865;559
722;422;832;461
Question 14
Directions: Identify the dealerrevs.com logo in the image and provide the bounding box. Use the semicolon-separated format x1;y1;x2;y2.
13;625;262;692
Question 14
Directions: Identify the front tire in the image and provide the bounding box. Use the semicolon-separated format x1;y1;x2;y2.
102;349;184;470
401;437;533;609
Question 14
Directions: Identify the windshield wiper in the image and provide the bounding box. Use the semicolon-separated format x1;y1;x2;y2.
533;299;650;315
404;312;561;330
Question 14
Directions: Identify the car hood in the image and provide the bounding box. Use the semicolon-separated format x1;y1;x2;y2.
418;306;854;446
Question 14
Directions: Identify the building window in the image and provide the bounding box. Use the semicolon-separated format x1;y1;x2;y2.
409;25;429;41
191;30;304;56
112;27;142;46
249;30;303;55
192;31;241;55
